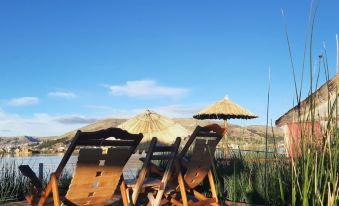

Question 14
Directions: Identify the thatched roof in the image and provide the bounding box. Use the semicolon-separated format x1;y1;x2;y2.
275;74;339;127
193;96;257;120
118;110;189;145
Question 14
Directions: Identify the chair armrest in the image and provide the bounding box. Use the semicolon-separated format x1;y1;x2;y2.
19;165;43;191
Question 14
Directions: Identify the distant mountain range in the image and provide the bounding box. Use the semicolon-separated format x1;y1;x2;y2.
0;136;40;146
62;118;284;142
0;118;285;151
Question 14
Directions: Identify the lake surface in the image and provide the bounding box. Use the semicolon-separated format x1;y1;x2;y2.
1;147;286;181
0;153;144;180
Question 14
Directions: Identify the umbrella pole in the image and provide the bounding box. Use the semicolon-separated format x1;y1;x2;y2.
224;120;228;133
224;120;228;157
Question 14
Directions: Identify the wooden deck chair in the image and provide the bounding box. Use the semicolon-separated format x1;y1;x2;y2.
124;137;181;206
151;124;225;206
18;127;143;206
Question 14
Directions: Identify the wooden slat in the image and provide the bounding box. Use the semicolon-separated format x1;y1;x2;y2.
77;139;137;147
65;147;133;205
178;126;201;160
79;127;142;142
127;178;162;188
151;154;173;160
152;145;175;152
184;139;219;189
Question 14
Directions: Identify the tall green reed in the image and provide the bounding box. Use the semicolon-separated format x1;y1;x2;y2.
0;156;72;204
282;0;339;205
0;156;28;204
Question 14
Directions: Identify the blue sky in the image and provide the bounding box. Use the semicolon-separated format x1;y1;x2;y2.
0;0;338;136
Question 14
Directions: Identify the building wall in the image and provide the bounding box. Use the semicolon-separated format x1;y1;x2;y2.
282;121;322;157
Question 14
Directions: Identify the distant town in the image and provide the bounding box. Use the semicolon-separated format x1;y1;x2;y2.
0;136;68;155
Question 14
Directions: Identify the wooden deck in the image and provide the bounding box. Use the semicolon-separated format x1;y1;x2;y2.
1;201;30;206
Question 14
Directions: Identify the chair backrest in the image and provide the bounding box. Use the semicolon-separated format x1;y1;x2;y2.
179;124;224;189
63;128;142;205
146;137;181;206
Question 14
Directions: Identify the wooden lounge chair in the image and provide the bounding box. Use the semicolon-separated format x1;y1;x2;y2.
124;137;181;206
19;127;144;206
147;124;225;206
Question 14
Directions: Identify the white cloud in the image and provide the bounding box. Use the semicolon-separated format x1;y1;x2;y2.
48;91;76;98
108;80;189;98
0;110;99;137
7;97;39;106
0;103;201;136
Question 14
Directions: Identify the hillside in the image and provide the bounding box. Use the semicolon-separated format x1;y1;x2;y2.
62;118;126;138
0;136;40;145
0;118;284;152
61;118;284;146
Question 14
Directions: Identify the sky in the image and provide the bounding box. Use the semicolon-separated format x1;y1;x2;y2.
0;0;338;137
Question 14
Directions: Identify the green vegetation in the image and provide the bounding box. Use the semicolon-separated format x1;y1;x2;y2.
201;149;291;205
0;156;71;204
282;1;338;205
0;156;28;204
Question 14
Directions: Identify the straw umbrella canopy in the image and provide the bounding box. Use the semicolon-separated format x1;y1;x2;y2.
193;96;258;135
118;110;189;150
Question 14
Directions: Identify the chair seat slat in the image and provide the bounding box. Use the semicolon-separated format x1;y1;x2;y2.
151;146;175;152
151;154;174;160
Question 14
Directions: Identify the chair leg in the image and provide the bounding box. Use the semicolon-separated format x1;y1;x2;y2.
176;162;188;206
207;170;218;205
170;198;184;206
37;175;56;206
50;173;60;206
120;180;129;206
192;190;208;200
25;194;34;204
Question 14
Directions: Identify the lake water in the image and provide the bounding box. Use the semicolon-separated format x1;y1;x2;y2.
0;153;144;180
1;147;286;181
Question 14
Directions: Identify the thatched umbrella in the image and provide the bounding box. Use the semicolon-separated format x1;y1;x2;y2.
193;96;257;143
118;110;189;150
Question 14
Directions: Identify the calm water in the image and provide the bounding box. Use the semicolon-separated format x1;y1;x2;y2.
1;148;286;181
0;153;144;180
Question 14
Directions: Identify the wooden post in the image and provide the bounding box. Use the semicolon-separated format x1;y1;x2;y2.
39;163;43;182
